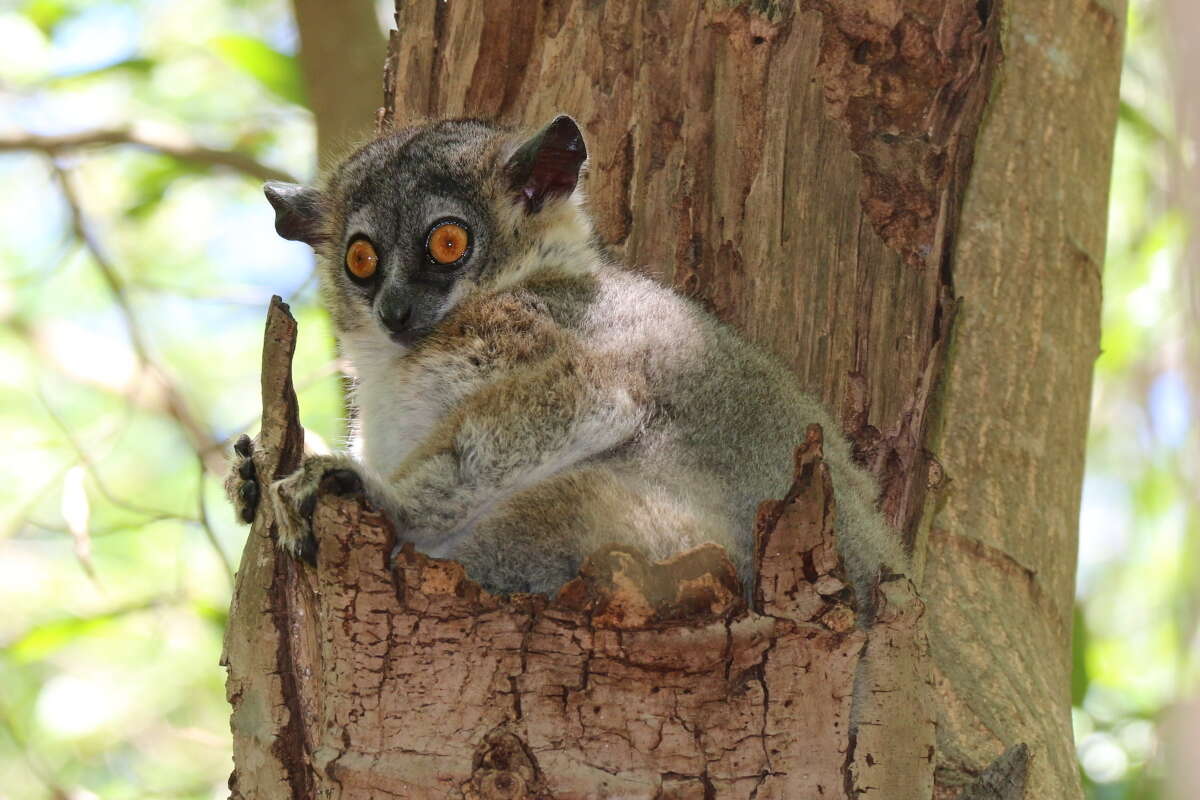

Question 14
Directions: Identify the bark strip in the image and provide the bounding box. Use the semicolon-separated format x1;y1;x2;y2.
221;297;310;798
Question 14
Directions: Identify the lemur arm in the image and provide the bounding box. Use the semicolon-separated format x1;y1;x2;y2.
382;351;646;552
267;350;647;560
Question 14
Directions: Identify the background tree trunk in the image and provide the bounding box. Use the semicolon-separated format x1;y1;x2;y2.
291;0;387;163
224;1;1125;797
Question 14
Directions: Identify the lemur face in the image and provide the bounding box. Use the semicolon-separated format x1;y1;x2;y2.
263;116;587;352
325;121;502;348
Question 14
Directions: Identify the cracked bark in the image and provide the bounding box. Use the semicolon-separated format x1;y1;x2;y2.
225;1;1124;797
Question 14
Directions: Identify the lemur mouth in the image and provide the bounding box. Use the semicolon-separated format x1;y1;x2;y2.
389;327;432;348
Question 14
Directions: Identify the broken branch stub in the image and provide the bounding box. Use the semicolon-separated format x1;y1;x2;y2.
224;303;933;798
222;296;313;799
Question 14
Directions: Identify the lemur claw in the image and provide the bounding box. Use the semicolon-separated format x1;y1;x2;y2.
226;434;260;524
234;433;253;458
237;480;259;523
269;455;367;568
320;468;364;497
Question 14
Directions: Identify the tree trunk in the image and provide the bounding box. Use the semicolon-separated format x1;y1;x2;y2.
223;1;1124;797
291;0;388;163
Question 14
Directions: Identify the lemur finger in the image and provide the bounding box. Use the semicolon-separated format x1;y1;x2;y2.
238;480;259;522
238;458;256;481
234;434;254;458
296;534;318;567
298;490;318;521
321;468;363;497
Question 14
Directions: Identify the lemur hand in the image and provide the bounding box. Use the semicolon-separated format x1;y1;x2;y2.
225;434;261;524
268;453;365;566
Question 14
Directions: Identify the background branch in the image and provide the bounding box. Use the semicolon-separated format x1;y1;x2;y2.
0;127;300;184
50;164;227;476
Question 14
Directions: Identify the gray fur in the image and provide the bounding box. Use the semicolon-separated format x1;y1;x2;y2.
231;116;905;611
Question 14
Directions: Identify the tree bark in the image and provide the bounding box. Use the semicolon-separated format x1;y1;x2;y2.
224;1;1124;797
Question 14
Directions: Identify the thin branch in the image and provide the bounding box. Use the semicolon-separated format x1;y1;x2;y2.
0;701;72;800
0;461;76;540
36;387;195;521
197;456;235;582
51;163;151;357
25;515;191;538
0;126;300;184
50;164;227;475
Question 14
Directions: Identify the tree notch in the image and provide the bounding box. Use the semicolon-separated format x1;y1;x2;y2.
223;299;934;798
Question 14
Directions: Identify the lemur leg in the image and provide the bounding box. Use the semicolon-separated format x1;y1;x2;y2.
446;465;734;596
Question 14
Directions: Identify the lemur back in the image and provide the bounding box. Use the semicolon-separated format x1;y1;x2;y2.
229;115;903;605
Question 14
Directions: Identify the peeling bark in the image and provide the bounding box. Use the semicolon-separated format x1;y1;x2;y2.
803;0;999;267
226;0;1124;797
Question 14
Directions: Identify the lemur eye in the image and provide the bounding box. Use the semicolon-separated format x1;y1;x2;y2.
426;220;470;266
345;239;378;280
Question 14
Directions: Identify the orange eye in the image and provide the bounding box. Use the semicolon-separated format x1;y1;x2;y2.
345;239;378;279
427;221;470;265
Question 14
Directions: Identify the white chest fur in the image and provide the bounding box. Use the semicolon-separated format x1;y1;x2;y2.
351;367;445;479
344;333;485;480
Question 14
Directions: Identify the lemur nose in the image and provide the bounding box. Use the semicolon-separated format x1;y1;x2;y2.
378;301;413;334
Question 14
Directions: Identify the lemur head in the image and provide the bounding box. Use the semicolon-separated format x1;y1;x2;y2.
263;115;591;350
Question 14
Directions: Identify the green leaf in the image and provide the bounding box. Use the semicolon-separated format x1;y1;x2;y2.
4;601;158;662
1072;604;1090;706
22;0;71;35
124;155;204;219
1118;100;1169;146
191;599;229;631
49;56;157;84
211;34;307;107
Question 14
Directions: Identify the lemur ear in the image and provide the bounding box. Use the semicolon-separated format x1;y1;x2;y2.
504;115;587;214
263;182;327;246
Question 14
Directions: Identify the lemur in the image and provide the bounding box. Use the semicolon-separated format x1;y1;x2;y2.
227;115;903;604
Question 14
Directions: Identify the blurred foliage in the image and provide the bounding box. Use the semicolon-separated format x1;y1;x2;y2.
0;0;347;796
210;34;306;107
1073;1;1199;797
0;0;1193;798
